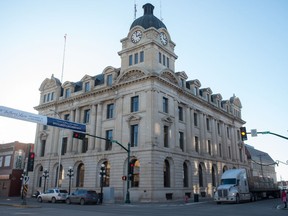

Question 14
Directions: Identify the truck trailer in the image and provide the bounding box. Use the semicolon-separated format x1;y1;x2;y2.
214;169;280;204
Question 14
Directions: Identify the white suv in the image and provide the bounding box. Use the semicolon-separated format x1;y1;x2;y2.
37;188;68;203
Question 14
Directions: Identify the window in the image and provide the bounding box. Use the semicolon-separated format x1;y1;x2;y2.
164;126;169;147
131;124;139;147
227;127;230;138
219;143;222;157
134;53;138;64
217;122;221;135
85;82;90;92
4;155;11;167
107;74;113;86
159;52;162;63
183;162;189;187
105;130;113;150
83;109;90;123
199;164;203;187
82;138;88;153
164;160;170;187
195;136;199;153
61;137;67;155
131;96;139;112
40;140;46;157
163;54;166;66
130;159;140;187
129;55;133;66
194;113;198;126
212;166;216;187
65;88;71;98
167;57;169;68
51;92;54;101
76;163;85;187
208;140;211;155
228;146;231;159
140;51;144;62
47;93;50;102
107;104;114;119
163;97;168;113
179;131;184;151
178;106;183;121
43;95;46;103
206;118;210;131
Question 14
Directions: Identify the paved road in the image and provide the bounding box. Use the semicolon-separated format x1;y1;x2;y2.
0;197;287;216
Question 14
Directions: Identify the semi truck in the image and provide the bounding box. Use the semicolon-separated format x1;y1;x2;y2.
214;169;280;204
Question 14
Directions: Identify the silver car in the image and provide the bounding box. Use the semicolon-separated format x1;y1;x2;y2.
37;188;68;203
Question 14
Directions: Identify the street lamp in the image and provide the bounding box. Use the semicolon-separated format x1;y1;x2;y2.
99;164;106;204
50;109;63;188
42;169;49;193
67;166;74;195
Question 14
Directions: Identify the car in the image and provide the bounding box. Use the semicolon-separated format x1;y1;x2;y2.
66;189;99;205
37;188;68;203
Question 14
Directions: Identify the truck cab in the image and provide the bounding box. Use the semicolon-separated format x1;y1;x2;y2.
214;169;251;204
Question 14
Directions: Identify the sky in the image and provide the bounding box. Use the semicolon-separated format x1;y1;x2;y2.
0;0;287;180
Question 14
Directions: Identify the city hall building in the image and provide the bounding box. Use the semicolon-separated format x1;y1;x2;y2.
30;3;247;202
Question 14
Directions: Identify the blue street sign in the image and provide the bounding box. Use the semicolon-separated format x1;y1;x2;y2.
47;117;86;132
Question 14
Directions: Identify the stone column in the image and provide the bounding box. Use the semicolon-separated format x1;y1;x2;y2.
88;104;97;151
66;109;75;153
95;103;103;151
186;106;192;153
72;108;80;153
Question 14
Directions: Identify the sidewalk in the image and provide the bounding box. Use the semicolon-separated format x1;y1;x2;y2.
0;197;41;208
0;196;213;208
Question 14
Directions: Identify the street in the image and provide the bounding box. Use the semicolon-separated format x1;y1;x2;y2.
0;198;287;216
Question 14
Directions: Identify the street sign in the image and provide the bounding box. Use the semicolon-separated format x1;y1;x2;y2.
0;105;86;132
47;117;86;132
23;176;30;184
251;129;257;137
0;105;47;125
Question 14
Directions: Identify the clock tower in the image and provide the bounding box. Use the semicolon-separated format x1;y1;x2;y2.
118;3;178;74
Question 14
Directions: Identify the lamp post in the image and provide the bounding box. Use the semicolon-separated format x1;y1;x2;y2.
67;166;74;195
99;164;106;204
42;169;49;193
50;109;63;188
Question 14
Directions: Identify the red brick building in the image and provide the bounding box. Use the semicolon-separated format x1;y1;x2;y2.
0;142;33;197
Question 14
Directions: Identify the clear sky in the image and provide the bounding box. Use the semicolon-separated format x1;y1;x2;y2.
0;0;287;180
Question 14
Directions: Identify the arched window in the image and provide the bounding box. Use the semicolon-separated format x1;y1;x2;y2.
198;164;203;187
38;166;43;187
212;166;217;187
130;159;140;187
183;162;189;187
76;163;85;187
102;161;110;187
55;164;63;187
164;159;170;187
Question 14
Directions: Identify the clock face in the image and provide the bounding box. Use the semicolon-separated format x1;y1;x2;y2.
131;30;142;43
160;32;168;45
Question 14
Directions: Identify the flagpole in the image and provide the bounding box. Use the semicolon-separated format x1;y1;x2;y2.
61;34;67;83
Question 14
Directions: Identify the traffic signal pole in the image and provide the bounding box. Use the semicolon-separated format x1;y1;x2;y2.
247;131;288;140
74;132;131;204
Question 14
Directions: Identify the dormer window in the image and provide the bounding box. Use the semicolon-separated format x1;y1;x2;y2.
65;88;71;98
84;82;90;92
107;74;113;86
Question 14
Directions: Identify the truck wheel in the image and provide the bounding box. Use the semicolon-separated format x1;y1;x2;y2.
236;194;240;204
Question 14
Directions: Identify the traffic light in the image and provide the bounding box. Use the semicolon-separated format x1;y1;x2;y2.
240;127;247;141
129;162;134;181
73;132;86;140
27;152;35;172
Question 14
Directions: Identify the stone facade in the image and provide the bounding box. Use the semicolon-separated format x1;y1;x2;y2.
29;3;248;202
